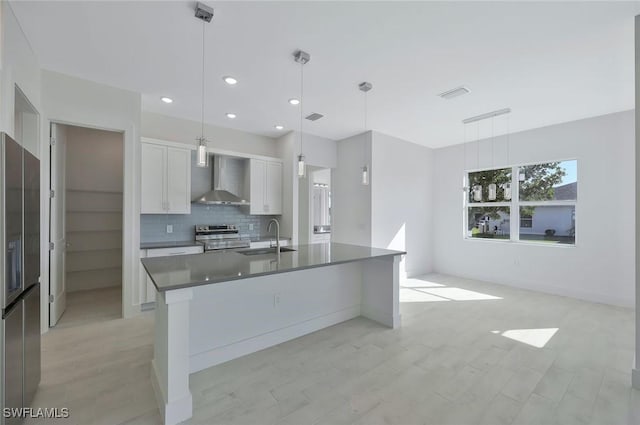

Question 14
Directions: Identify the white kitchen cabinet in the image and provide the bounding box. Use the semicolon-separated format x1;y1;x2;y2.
141;142;191;214
139;245;204;306
312;233;331;244
249;239;290;249
248;159;282;215
266;161;282;214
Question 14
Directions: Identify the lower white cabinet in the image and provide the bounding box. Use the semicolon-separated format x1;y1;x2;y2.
249;239;290;249
312;233;331;244
139;245;204;307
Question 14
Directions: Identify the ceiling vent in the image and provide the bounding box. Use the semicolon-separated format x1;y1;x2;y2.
438;86;470;100
305;113;324;121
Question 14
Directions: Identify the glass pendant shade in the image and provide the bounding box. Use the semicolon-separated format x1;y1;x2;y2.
196;139;208;168
488;183;497;201
472;185;483;202
503;183;512;200
297;154;306;178
362;165;369;186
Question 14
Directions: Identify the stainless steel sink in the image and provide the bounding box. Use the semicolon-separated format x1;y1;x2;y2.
237;247;296;256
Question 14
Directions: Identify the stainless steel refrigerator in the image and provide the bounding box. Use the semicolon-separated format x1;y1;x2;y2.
2;132;41;424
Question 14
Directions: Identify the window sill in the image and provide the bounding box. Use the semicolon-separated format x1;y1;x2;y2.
463;237;576;248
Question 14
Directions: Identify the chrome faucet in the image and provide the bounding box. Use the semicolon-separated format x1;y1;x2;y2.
267;218;280;253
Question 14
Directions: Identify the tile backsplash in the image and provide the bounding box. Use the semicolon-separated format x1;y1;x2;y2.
140;203;280;243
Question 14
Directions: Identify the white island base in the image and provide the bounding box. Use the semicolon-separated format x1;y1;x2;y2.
150;255;401;425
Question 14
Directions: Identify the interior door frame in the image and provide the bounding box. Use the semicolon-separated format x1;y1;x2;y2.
48;122;67;326
46;120;126;328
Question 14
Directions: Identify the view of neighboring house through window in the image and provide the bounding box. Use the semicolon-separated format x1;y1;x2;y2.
465;160;577;245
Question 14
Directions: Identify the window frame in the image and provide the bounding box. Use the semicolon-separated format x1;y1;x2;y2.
463;159;577;246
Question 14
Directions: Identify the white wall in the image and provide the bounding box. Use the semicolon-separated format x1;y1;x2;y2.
433;110;635;307
299;132;337;169
142;111;278;158
277;131;337;244
42;70;142;319
332;132;372;246
371;132;434;277
276;132;298;242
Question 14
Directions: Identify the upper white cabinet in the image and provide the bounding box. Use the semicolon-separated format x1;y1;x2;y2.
141;141;191;214
248;159;282;215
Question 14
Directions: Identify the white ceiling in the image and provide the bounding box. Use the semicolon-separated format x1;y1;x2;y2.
10;1;639;148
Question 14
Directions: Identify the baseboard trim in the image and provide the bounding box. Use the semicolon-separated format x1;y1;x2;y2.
189;304;361;373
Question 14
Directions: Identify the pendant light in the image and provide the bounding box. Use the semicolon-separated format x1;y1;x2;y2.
195;2;213;168
472;121;483;201
359;82;372;185
294;50;310;178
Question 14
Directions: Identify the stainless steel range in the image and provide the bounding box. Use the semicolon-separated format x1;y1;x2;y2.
195;224;250;251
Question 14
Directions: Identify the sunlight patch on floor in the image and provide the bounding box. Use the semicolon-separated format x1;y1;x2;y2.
400;277;446;288
400;287;449;302
494;328;559;348
416;287;502;301
400;284;502;302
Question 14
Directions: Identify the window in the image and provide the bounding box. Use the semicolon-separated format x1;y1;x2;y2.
465;160;577;245
520;214;532;228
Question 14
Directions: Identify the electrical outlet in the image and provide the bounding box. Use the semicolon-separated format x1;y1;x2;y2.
273;293;281;308
249;223;254;231
166;225;173;234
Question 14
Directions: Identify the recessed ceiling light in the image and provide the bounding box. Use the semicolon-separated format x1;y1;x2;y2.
226;113;237;119
161;97;173;104
288;98;300;105
223;76;238;85
275;125;284;130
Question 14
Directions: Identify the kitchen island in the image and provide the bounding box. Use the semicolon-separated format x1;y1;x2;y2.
141;242;405;425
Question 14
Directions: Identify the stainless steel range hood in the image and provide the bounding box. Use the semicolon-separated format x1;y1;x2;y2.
193;156;249;205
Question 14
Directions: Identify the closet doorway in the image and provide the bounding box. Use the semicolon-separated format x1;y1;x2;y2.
49;123;124;328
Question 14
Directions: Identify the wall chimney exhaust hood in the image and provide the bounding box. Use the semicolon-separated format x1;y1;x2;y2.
192;156;249;205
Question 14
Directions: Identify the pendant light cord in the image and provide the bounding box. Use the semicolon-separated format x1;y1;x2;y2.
491;116;494;168
476;122;480;168
201;19;205;141
299;60;304;156
463;123;467;174
364;90;368;165
507;115;510;164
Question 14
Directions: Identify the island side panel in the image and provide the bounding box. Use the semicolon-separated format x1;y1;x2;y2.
188;262;363;373
151;288;194;425
361;255;401;328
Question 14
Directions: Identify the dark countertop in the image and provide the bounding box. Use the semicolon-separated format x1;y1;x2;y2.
140;240;204;250
141;242;405;292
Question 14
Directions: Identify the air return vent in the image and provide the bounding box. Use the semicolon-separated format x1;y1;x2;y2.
305;113;324;121
438;86;470;100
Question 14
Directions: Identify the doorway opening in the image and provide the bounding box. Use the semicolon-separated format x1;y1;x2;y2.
49;123;124;328
298;166;332;244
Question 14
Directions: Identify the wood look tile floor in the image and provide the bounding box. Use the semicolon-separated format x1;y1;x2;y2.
29;274;639;425
56;286;122;328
